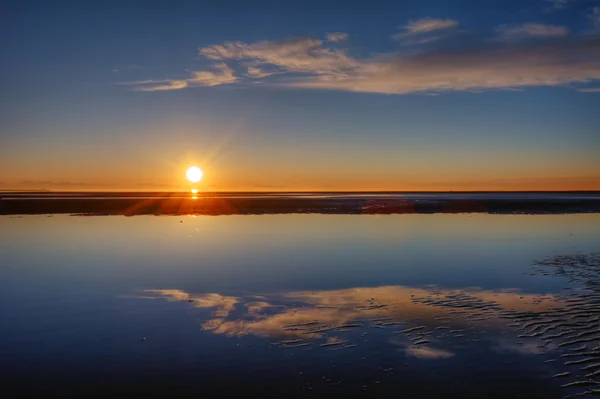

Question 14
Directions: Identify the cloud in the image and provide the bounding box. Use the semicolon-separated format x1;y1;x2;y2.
135;80;188;91
134;27;600;95
326;32;349;42
578;87;600;92
545;0;574;10
128;63;237;91
200;37;358;76
284;37;600;94
496;23;568;39
393;17;459;41
590;6;600;30
246;66;277;78
402;18;459;35
396;34;449;46
188;63;238;86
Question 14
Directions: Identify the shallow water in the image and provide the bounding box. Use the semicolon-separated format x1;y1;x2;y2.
1;214;599;397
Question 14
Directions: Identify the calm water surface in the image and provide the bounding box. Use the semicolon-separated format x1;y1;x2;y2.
1;214;599;397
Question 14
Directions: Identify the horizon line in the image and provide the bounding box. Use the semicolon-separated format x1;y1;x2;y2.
2;189;600;194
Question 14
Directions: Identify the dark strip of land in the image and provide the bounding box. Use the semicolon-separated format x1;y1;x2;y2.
1;193;600;215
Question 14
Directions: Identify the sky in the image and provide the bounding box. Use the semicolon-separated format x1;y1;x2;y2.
1;0;599;191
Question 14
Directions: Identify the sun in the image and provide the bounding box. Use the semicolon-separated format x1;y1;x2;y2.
186;166;203;183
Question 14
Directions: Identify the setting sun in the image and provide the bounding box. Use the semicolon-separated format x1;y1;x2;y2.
186;166;203;183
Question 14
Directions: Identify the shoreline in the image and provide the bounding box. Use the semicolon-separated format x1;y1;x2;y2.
2;195;600;215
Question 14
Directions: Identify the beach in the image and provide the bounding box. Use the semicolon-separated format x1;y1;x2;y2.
2;209;599;397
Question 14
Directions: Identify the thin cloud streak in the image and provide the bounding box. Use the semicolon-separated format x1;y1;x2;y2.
545;0;575;11
326;32;349;42
396;34;449;47
128;63;237;91
400;18;459;35
135;80;188;91
495;23;569;39
578;87;600;92
392;17;459;42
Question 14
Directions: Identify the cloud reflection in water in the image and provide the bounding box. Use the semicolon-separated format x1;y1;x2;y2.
136;256;600;398
139;285;565;356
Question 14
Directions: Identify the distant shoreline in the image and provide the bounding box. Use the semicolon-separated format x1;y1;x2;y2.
2;192;600;215
1;190;600;197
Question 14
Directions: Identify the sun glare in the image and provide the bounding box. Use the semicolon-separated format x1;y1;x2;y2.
186;166;203;183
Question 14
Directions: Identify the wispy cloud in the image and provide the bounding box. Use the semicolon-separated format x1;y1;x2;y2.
131;25;600;95
127;63;237;91
399;18;459;36
135;80;188;91
392;17;459;44
545;0;575;10
200;37;357;76
396;34;450;47
188;63;238;86
578;87;600;92
326;32;349;42
496;23;568;39
284;37;600;94
246;66;277;78
590;6;600;31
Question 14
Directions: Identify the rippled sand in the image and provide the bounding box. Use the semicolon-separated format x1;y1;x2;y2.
137;253;600;397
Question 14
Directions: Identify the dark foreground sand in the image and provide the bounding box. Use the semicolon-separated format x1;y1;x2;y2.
2;192;600;215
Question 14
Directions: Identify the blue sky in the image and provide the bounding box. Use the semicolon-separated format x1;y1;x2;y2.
1;0;599;190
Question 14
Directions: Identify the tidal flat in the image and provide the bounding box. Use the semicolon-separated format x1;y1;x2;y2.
1;211;599;398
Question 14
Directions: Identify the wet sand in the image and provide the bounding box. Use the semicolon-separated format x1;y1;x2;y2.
140;253;600;398
1;192;599;215
1;213;598;398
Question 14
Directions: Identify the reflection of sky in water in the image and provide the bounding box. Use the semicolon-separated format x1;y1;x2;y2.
138;286;562;340
2;214;598;294
0;214;598;397
137;285;569;365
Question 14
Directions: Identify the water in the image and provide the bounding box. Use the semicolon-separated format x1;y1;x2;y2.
1;214;599;397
